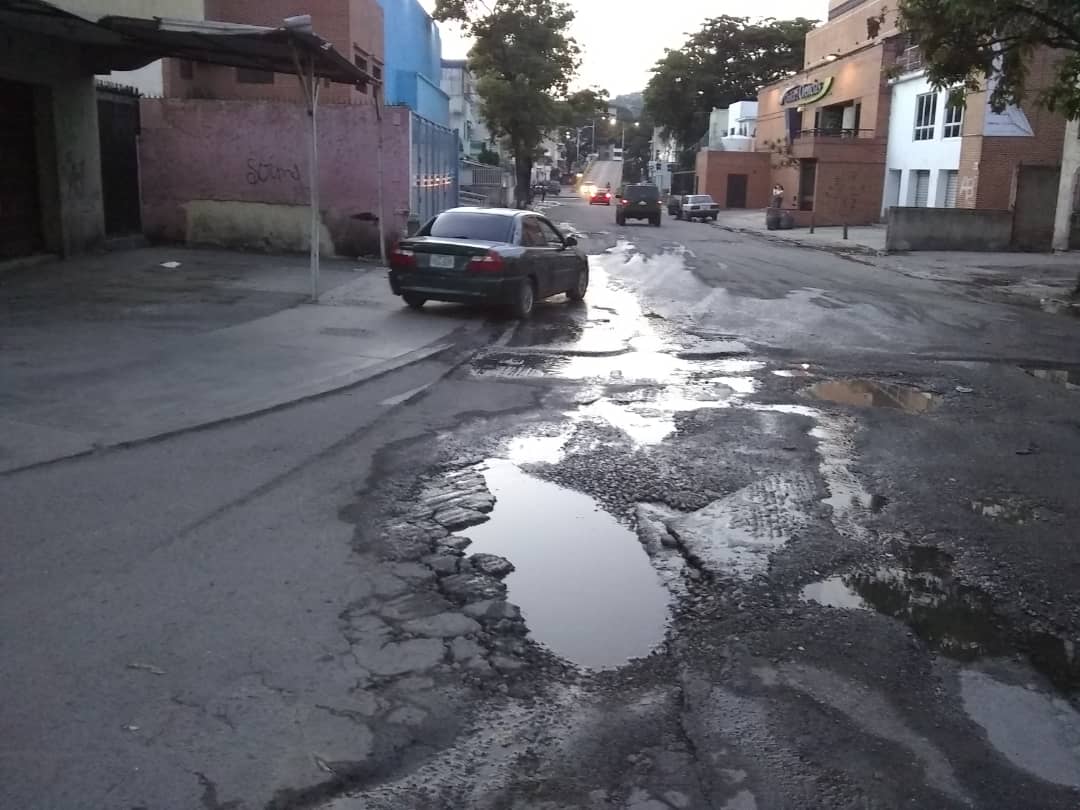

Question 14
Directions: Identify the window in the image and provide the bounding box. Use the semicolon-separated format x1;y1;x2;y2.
914;92;937;140
537;219;565;247
943;99;964;138
237;68;273;85
520;217;546;247
178;59;194;80
353;52;368;73
422;212;514;243
373;62;383;82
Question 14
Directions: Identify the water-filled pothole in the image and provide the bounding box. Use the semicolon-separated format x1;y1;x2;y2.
802;545;1079;693
805;379;939;414
461;459;670;669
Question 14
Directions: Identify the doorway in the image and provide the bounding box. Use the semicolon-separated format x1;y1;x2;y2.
798;160;817;211
725;174;748;208
97;84;143;236
0;79;44;259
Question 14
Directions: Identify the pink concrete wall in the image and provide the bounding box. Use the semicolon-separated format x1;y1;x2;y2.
139;98;410;254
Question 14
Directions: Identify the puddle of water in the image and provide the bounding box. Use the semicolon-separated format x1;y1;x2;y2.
801;576;869;610
464;459;670;669
805;379;939;414
505;429;573;465
1024;367;1080;390
773;364;814;378
808;545;1079;693
961;668;1080;788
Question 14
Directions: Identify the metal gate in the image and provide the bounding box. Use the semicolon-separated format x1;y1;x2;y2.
0;78;44;259
410;112;459;224
97;82;142;236
1012;164;1060;251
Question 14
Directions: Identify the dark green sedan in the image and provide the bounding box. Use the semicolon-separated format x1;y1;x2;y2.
388;208;588;318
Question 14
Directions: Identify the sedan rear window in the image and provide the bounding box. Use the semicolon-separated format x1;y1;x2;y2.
625;185;659;201
422;212;514;243
687;195;714;203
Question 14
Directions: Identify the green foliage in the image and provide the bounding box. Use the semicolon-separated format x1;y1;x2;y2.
898;0;1080;116
644;15;817;154
433;0;581;205
476;145;501;166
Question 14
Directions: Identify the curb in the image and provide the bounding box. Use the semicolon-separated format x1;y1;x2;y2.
0;338;463;477
715;224;888;258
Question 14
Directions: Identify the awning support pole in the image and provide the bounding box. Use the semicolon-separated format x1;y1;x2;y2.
375;93;387;266
293;45;321;302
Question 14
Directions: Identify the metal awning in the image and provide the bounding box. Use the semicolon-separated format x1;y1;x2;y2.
0;1;371;87
98;16;370;88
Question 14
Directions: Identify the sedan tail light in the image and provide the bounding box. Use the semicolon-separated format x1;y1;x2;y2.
466;250;505;272
620;199;629;205
389;247;416;269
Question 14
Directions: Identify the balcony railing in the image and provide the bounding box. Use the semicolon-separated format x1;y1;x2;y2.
794;128;878;140
895;46;924;74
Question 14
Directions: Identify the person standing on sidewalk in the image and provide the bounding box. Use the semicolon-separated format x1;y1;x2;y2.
771;183;785;209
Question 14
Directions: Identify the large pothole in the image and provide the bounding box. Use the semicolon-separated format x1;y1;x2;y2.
457;459;671;670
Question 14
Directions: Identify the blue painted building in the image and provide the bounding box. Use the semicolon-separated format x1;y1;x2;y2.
376;0;450;127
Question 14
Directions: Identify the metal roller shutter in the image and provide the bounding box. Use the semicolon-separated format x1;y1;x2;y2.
943;171;959;208
913;170;930;207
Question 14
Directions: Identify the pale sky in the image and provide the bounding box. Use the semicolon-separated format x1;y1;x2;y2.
421;0;830;97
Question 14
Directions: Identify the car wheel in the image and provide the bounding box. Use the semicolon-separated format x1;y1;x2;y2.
567;267;588;302
653;215;661;227
402;293;426;310
616;215;625;226
509;278;536;319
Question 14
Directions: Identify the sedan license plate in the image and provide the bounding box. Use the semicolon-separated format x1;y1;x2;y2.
428;254;456;269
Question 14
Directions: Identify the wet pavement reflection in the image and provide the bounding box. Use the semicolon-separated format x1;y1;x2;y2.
805;379;939;414
803;545;1079;693
463;459;671;669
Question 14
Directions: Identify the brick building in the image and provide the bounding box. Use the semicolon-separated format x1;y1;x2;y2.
164;0;385;106
752;0;902;226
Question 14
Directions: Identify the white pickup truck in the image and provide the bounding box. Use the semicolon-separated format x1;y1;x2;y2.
677;194;720;222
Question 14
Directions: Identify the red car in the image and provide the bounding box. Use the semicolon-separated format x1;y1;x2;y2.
589;189;612;205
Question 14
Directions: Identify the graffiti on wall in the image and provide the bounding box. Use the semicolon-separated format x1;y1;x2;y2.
245;155;302;185
958;175;976;204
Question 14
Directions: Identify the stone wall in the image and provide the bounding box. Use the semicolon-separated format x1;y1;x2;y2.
885;207;1013;252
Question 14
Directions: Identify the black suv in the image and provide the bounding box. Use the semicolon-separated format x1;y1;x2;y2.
616;184;662;227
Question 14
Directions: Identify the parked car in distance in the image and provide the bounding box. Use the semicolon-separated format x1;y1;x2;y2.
678;194;720;221
616;184;662;227
546;180;562;196
388;208;588;319
589;189;613;205
667;194;684;217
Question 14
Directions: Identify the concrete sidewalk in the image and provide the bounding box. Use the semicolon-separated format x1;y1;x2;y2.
713;208;887;254
0;247;473;473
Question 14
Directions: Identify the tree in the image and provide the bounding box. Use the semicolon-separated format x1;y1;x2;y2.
644;15;817;163
898;0;1080;117
433;0;580;207
477;145;501;166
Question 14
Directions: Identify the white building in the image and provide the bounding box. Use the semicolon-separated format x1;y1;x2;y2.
707;101;757;152
440;59;490;160
881;68;965;215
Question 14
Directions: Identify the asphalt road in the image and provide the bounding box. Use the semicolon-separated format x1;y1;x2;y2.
3;196;1080;810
